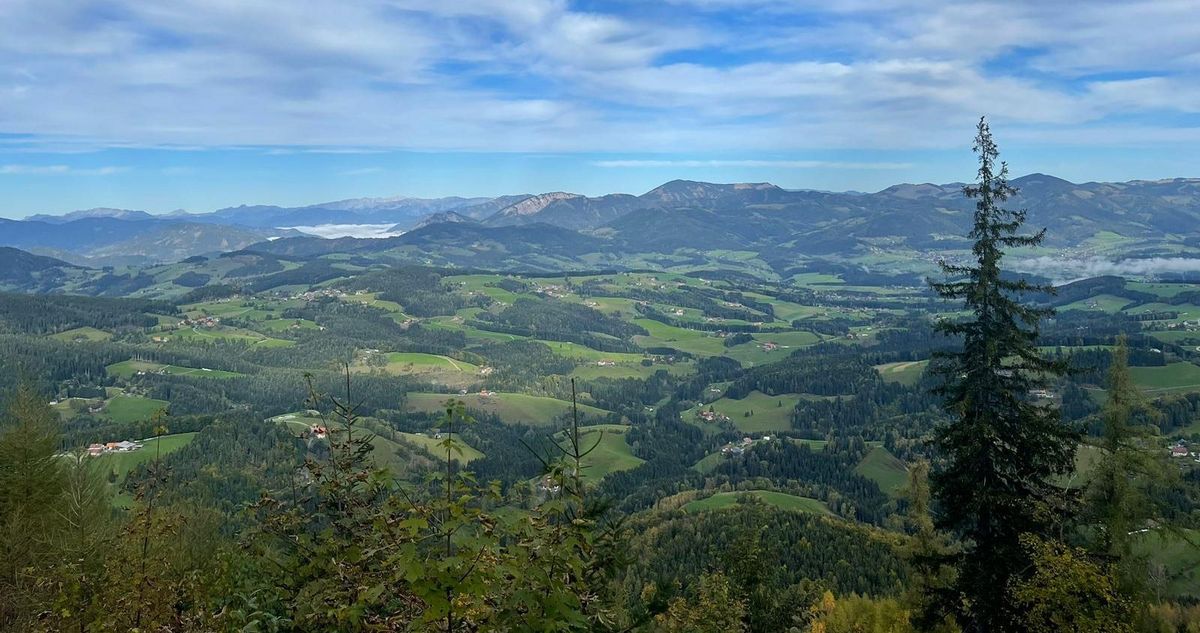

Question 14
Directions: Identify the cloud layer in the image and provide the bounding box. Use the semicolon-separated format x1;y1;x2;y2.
0;0;1196;153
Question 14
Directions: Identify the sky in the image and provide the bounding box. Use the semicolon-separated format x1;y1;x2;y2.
1;0;1198;218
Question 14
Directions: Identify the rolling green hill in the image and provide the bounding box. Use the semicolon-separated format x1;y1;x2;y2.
683;490;833;515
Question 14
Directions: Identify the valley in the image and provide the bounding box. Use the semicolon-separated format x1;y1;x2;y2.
4;177;1200;631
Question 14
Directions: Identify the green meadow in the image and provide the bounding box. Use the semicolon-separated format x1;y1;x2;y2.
683;490;833;515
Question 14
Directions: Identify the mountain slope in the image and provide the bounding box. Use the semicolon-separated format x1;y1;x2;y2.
0;218;295;266
25;208;156;223
405;210;475;231
0;247;89;293
483;193;645;230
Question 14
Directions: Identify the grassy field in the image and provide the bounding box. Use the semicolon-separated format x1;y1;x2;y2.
1127;282;1200;299
165;325;294;348
683;490;832;515
1125;302;1200;325
343;292;407;315
100;432;197;507
723;331;821;366
753;297;840;322
355;352;481;386
101;432;197;475
559;424;644;480
854;447;908;497
874;360;928;386
405;392;612;426
49;326;113;342
269;413;484;470
397;432;484;463
105;394;169;423
691;451;727;473
790;272;844;286
424;317;530;343
1130;362;1200;394
685;390;799;434
1135;529;1200;598
382;352;478;371
1147;330;1200;345
1058;294;1133;313
633;319;728;356
540;341;647;363
106;359;243;379
258;318;320;332
570;360;692;381
451;275;530;303
182;301;277;320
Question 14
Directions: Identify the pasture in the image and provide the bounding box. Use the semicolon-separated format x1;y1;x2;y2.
105;394;169;423
106;359;243;379
854;447;908;497
874;360;928;386
49;326;113;342
1130;362;1200;394
405;392;612;426
558;424;644;480
686;390;799;434
683;490;833;515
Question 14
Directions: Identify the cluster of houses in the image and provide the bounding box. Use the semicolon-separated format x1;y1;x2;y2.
534;283;569;299
720;435;774;457
596;360;617;367
181;315;221;328
1156;320;1200;332
86;440;142;457
293;288;348;301
697;409;732;425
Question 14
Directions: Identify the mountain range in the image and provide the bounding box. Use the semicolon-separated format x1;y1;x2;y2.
5;174;1200;268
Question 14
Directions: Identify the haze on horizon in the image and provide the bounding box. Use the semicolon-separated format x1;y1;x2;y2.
1;0;1198;218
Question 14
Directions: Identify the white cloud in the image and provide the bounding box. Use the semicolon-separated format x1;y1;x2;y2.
0;0;1194;154
0;164;126;175
592;159;913;169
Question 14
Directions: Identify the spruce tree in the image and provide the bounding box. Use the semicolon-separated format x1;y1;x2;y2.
1084;336;1173;601
929;117;1079;631
0;383;65;628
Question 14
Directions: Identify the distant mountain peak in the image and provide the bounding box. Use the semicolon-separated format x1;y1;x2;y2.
640;180;782;203
25;207;155;223
494;192;584;217
1012;173;1076;188
876;183;951;199
405;209;475;231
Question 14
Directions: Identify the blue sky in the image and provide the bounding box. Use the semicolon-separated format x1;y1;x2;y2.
1;0;1197;218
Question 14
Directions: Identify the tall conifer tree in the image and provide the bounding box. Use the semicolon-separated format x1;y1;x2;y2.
1084;336;1174;602
929;117;1079;632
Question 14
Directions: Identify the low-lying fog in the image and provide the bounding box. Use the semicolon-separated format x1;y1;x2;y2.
1015;256;1200;284
284;224;404;239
